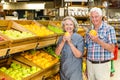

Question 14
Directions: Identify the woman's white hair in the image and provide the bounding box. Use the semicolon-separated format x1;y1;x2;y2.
89;7;103;16
61;16;78;32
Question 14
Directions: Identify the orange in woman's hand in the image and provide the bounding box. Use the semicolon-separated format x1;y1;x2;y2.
64;32;70;36
89;30;97;36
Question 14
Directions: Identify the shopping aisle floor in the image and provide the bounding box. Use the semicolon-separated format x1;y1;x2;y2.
110;50;120;80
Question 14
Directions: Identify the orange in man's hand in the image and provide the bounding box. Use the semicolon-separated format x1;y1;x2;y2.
89;30;97;36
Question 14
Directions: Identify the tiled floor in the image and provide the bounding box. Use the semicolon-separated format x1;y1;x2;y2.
110;50;120;80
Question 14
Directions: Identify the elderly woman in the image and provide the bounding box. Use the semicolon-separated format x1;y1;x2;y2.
55;16;84;80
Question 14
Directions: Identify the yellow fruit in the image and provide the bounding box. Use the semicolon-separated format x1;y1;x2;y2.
64;32;69;36
82;62;86;72
89;30;97;36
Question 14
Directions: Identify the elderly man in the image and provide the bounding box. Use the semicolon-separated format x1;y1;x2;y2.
86;7;117;80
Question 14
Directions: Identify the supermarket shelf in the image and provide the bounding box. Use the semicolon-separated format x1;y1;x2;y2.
0;20;61;80
30;62;60;80
9;42;38;54
0;48;9;57
109;21;120;24
109;21;120;48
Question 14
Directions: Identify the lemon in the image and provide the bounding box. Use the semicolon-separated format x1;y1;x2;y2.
64;32;69;36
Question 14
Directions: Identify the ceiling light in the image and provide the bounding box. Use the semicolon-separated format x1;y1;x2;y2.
1;0;5;4
9;0;17;2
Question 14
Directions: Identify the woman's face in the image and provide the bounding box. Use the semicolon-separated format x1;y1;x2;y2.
64;19;74;33
90;11;102;27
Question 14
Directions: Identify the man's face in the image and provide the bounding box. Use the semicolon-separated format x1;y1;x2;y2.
90;11;102;27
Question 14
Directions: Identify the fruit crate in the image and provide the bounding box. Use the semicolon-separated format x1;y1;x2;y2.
12;20;60;48
36;20;63;35
48;21;61;28
36;21;63;47
0;20;11;57
0;71;14;80
0;20;38;46
30;62;60;80
0;57;42;80
0;58;14;80
38;34;58;48
0;20;39;54
0;33;10;49
36;21;60;48
14;50;59;69
0;20;10;28
13;50;60;80
0;40;9;57
0;20;10;48
47;21;64;36
13;20;56;37
36;20;50;26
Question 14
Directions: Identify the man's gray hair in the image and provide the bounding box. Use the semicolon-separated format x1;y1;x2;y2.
89;7;103;16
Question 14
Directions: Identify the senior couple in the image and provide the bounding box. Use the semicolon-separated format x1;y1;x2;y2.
55;7;117;80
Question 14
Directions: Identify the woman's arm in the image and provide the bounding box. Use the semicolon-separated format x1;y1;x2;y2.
68;41;83;58
55;40;65;55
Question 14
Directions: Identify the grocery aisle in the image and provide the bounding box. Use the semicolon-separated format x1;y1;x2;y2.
110;50;120;80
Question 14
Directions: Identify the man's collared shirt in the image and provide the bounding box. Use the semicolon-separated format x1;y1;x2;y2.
86;22;117;61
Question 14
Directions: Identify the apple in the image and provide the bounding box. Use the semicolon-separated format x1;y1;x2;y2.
0;67;7;72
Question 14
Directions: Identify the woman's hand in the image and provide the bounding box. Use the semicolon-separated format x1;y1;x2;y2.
63;35;71;43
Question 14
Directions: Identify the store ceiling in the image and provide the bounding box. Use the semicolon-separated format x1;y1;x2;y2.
5;0;54;2
17;0;54;2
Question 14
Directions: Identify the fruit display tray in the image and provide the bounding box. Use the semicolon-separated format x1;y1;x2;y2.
0;40;10;49
0;20;39;47
0;33;10;57
0;48;9;57
0;57;42;80
0;36;9;49
48;21;61;28
38;34;59;48
36;20;49;26
13;20;57;36
9;42;38;54
0;39;9;57
30;62;60;80
12;20;62;49
0;71;14;80
8;36;38;47
13;54;60;80
0;20;10;27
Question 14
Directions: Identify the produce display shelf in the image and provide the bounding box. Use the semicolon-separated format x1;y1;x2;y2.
0;58;42;80
0;48;9;57
9;42;38;54
0;20;39;47
0;20;10;27
0;20;61;80
38;34;59;49
36;20;50;26
30;62;60;80
13;55;41;69
0;36;10;57
8;36;38;47
13;52;60;80
0;71;14;80
0;40;9;49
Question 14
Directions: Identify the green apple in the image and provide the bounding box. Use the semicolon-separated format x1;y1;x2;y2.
0;67;7;72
